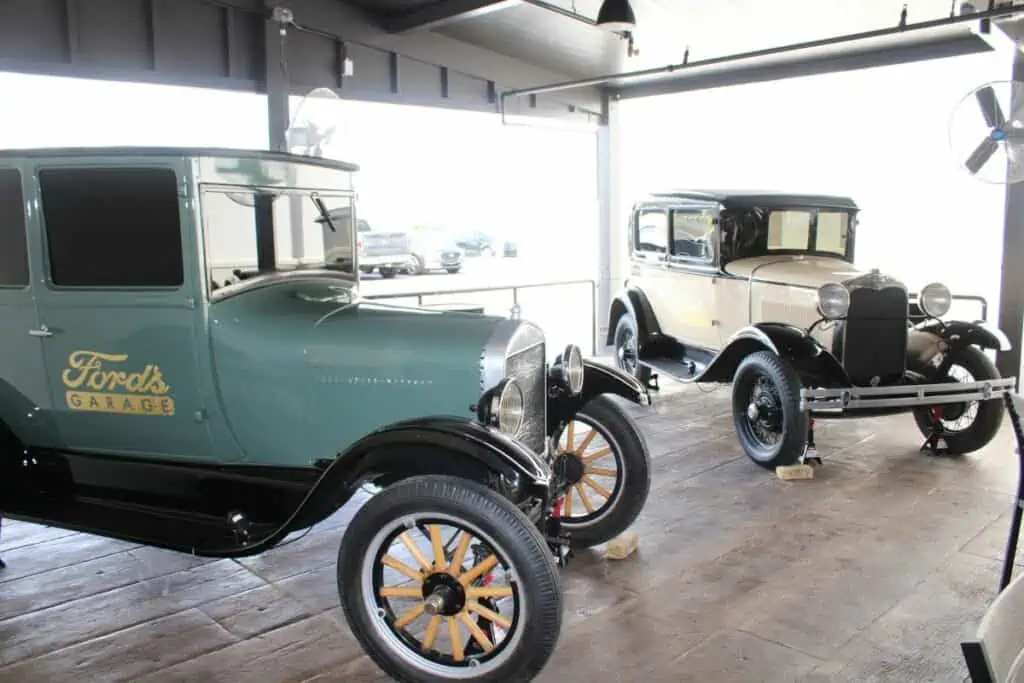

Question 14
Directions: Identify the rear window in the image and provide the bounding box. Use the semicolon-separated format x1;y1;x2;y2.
0;169;29;286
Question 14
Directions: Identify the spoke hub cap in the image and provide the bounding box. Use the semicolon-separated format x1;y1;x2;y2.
554;451;586;484
421;573;466;617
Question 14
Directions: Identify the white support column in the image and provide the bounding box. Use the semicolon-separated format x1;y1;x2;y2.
595;93;626;355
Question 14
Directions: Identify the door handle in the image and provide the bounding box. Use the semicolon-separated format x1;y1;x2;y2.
29;325;55;338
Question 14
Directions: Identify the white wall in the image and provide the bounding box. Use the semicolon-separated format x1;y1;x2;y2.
617;50;1012;325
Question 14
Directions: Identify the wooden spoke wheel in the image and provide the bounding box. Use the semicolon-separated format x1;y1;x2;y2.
337;475;562;682
552;395;651;548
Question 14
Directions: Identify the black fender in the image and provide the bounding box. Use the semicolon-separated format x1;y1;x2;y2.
547;359;652;435
914;319;1011;353
216;417;552;558
908;320;1011;378
699;323;851;387
606;285;662;348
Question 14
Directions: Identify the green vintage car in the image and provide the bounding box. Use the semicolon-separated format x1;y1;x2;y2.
0;147;653;682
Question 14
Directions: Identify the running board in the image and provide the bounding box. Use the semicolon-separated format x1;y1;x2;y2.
801;377;1018;412
3;492;277;558
640;358;707;383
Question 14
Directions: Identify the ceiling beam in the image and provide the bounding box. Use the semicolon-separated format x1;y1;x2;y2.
380;0;520;34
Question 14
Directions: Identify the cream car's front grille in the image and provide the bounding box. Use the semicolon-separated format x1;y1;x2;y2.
840;286;909;387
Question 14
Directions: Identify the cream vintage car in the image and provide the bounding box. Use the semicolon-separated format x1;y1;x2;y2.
607;189;1017;469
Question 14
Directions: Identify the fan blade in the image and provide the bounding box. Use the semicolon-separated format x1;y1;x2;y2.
965;136;999;173
976;85;1007;129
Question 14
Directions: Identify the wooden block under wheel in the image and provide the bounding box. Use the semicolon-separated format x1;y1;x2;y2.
775;464;815;481
605;530;639;560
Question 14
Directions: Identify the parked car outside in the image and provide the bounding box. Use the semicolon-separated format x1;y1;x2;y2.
404;225;464;274
318;207;411;278
0;146;654;683
608;189;1016;470
456;230;518;258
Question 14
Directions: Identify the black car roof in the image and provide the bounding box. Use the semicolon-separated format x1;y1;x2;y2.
0;146;359;172
643;189;858;211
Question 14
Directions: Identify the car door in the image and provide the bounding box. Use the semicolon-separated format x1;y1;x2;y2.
29;161;214;461
628;206;675;327
0;166;60;449
664;205;722;351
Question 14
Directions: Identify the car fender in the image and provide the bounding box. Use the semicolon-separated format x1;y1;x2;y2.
210;416;553;558
606;285;662;347
907;321;1011;378
699;323;850;386
915;319;1012;352
547;359;651;435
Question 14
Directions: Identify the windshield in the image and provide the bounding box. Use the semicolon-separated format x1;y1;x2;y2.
724;207;855;262
766;210;851;256
201;187;357;296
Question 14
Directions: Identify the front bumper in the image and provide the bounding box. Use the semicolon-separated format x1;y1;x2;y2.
801;377;1018;411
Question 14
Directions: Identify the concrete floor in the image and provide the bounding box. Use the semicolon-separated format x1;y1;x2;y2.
0;380;1019;682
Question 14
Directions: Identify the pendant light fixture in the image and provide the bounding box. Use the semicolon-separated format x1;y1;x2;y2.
596;0;636;31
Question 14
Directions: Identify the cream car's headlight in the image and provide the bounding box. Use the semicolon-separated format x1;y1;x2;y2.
488;378;524;437
919;282;952;318
817;282;851;320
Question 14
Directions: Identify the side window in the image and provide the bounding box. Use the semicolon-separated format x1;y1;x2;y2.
0;169;28;286
634;208;668;254
670;210;715;264
39;167;184;288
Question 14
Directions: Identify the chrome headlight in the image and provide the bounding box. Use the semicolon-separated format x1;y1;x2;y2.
919;282;952;318
489;378;524;437
551;344;584;395
817;282;851;320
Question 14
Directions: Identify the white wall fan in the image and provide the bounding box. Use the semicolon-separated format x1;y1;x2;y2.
948;80;1024;184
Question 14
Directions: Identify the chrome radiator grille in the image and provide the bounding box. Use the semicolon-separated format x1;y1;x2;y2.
838;280;909;387
506;342;547;454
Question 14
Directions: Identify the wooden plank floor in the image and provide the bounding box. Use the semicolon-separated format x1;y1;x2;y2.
1;380;1018;682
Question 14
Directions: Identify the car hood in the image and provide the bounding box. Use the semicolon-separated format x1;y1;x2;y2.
206;276;512;466
724;255;867;289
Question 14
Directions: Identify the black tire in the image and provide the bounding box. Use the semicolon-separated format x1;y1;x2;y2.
554;395;651;548
445;267;461;274
337;475;562;683
912;346;1005;455
409;256;426;275
612;314;652;386
731;350;808;469
379;268;397;279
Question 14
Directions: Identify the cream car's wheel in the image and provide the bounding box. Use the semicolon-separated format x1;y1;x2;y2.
337;475;562;682
613;315;652;386
553;395;650;548
911;346;1005;455
731;351;808;469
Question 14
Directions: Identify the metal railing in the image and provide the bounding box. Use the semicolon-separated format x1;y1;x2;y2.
363;279;599;355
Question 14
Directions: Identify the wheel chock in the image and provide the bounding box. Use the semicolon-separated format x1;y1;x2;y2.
775;463;816;481
605;530;639;560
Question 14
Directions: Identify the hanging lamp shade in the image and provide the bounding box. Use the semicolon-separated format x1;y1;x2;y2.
596;0;636;31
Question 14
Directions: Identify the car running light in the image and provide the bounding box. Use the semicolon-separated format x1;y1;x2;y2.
919;282;952;318
817;282;851;320
491;379;525;437
562;344;584;395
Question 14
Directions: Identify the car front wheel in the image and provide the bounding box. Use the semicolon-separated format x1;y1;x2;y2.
731;350;808;469
911;346;1005;455
552;395;651;548
337;475;562;683
612;315;651;386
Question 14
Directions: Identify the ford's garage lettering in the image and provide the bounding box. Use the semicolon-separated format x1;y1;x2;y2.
61;350;175;416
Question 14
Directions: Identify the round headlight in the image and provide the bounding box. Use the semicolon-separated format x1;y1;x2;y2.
919;282;952;318
490;379;524;437
561;344;584;395
817;282;851;320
